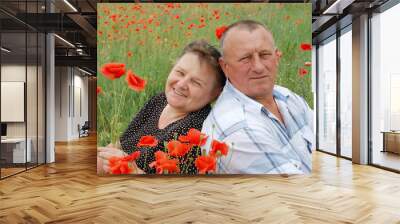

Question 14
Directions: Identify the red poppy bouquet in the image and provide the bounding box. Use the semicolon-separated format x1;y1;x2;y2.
107;128;229;174
151;128;229;174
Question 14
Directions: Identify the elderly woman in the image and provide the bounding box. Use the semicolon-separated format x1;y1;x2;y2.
98;40;225;174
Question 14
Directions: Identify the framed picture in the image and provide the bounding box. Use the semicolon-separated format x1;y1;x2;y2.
97;3;313;175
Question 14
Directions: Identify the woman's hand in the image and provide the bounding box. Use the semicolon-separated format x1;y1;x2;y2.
97;144;145;175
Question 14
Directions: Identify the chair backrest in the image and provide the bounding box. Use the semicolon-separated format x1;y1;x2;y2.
82;121;90;129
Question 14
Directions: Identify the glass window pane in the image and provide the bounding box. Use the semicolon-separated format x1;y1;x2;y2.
27;31;38;169
1;31;27;177
340;28;352;158
371;3;400;171
1;0;46;179
318;36;337;154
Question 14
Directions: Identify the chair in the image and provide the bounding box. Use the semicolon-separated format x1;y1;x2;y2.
79;121;90;138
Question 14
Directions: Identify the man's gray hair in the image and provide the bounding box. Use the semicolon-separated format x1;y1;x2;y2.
220;20;275;56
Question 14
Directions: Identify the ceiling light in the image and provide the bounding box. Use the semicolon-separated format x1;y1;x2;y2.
63;0;78;12
1;47;11;53
54;34;75;48
322;0;355;15
77;67;93;76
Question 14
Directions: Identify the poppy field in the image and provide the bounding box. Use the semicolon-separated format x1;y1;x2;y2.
97;3;312;147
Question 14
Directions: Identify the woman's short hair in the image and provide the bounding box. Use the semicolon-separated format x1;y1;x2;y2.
178;40;226;88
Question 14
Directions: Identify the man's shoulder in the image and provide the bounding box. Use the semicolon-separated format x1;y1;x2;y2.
274;85;310;109
274;85;298;99
212;90;245;119
203;89;247;135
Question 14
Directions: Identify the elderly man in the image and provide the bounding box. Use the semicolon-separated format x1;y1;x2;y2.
201;20;314;174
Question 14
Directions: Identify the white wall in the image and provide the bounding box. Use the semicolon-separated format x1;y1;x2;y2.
54;67;89;141
75;70;89;139
55;67;69;141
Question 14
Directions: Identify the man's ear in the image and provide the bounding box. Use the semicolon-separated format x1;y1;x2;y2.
275;49;281;66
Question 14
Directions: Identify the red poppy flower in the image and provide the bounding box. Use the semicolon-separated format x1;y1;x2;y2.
154;150;168;160
167;140;190;157
215;26;227;39
304;61;312;67
137;135;158;147
178;135;190;143
127;51;133;57
300;43;312;51
96;86;102;95
187;128;208;146
110;14;118;23
149;151;180;174
108;156;120;168
209;140;229;157
110;160;132;175
187;23;195;29
101;63;126;80
156;159;180;174
175;14;180;19
195;155;216;174
108;152;140;175
298;68;308;77
295;19;303;26
126;70;147;92
121;151;141;162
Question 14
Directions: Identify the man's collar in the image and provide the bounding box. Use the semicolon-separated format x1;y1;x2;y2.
224;80;290;110
225;81;264;111
272;85;290;102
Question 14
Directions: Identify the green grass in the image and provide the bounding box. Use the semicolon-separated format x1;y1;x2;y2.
97;3;312;146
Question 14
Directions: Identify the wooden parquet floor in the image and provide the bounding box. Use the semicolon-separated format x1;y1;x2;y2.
1;135;400;224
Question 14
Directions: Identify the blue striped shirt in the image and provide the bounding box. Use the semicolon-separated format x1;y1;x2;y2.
201;81;314;174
